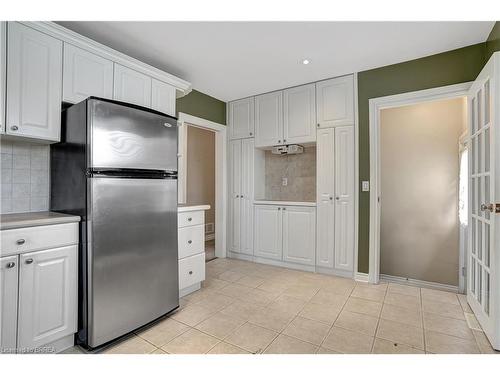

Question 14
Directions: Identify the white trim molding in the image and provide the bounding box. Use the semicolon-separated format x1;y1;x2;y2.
368;82;472;284
380;274;459;294
355;272;369;283
178;112;228;259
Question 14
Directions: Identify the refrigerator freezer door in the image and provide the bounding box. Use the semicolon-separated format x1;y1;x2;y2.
87;176;178;348
89;99;178;172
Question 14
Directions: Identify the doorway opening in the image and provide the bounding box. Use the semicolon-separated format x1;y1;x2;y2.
369;83;472;293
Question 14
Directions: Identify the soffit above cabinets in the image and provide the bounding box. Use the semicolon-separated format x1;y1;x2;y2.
56;21;494;101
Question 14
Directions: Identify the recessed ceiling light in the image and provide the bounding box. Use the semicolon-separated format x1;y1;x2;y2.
302;59;310;65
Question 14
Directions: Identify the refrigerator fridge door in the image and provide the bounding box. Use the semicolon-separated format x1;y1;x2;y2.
89;99;178;172
87;176;178;348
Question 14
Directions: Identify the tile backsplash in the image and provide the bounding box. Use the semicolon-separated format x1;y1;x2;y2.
264;146;316;202
0;140;50;214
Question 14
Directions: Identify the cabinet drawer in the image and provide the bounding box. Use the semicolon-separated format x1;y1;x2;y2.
0;223;78;257
178;224;204;259
178;210;204;228
178;253;205;290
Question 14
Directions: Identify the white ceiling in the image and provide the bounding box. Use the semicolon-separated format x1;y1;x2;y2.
57;22;494;102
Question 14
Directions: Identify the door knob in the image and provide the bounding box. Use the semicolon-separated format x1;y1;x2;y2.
10;125;18;131
283;139;287;143
249;132;253;136
188;240;192;244
329;196;333;201
240;195;244;198
336;197;340;200
187;217;192;221
189;271;193;275
25;259;34;265
278;140;281;143
16;239;26;245
6;262;15;269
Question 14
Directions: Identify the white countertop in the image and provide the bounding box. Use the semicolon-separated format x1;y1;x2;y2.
0;211;81;230
178;204;211;212
253;200;316;207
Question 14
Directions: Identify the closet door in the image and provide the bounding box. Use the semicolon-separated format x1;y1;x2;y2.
240;138;255;255
283;83;316;144
228;140;242;253
0;22;5;134
316;75;354;128
283;206;316;265
113;64;152;107
334;126;354;272
316;128;335;268
6;22;63;141
255;91;283;147
254;205;282;260
229;97;254;140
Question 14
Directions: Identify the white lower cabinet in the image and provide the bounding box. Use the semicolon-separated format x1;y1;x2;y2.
0;255;19;351
254;205;283;261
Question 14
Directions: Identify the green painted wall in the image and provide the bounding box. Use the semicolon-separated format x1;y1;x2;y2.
176;89;226;125
486;22;500;61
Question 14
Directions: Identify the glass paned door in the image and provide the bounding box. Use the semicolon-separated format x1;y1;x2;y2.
467;52;499;350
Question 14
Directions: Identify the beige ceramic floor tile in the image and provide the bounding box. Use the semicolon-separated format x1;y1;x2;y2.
457;294;473;313
202;277;231;291
381;304;422;327
236;275;266;288
195;312;246;339
224;322;278;354
137;318;190;347
242;288;279;307
207;341;250;354
299;302;341;325
472;330;498;354
182;288;217;305
425;330;480;354
372;338;424;354
387;283;420;297
217;270;245;283
170;303;219;326
268;295;307;315
421;288;460;305
283;316;331;345
464;312;482;331
356;281;388;291
384;292;421;310
162;329;220;354
248;307;295;332
220;300;265;320
376;319;424;350
218;283;255;299
194;293;235;311
344;297;382;317
351;285;386;302
151;349;168;354
321;281;355;296
264;334;318;354
282;284;320;301
310;290;349;308
257;279;292;294
422;299;466;320
334;310;379;336
322;326;374;354
423;312;475;341
104;335;157;354
317;347;341;354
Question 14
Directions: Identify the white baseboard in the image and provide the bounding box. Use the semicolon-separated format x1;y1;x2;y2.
179;282;201;298
380;274;459;293
205;233;215;241
316;266;354;279
355;272;369;283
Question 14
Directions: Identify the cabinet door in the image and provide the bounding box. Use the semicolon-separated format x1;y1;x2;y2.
151;79;176;117
334;126;354;272
6;22;63;141
255;91;283;147
316;128;335;268
0;22;6;134
229;97;254;140
228;140;242;253
283;83;316;144
316;75;354;128
18;246;77;349
0;256;18;352
113;63;152;107
240;138;254;255
283;206;316;266
63;43;113;103
254;205;282;260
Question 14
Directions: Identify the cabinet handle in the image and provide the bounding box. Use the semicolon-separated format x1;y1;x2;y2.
6;262;15;269
188;240;192;244
16;239;26;245
249;132;253;136
278;207;281;210
317;124;320;128
240;195;244;198
10;125;18;131
283;207;286;211
25;258;34;265
189;271;193;275
187;217;192;221
278;140;281;143
283;139;287;143
329;196;333;201
336;197;340;200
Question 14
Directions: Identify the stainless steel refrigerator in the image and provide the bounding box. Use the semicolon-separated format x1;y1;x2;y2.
51;97;179;349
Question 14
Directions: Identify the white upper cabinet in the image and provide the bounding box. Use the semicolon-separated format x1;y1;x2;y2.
255;91;283;147
282;206;316;266
0;255;18;352
254;205;283;260
316;128;335;269
113;64;152;107
6;22;63;142
334;126;355;272
283;83;316;144
316;75;354;128
0;22;6;134
229;97;254;140
63;43;113;103
151;78;176;117
17;245;77;349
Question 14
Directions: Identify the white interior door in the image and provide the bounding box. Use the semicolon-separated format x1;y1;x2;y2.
467;52;499;350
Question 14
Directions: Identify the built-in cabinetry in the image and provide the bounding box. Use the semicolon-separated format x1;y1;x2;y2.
178;206;209;297
255;91;283;147
0;215;80;353
228;97;255;140
316;75;355;128
0;22;189;142
228;138;254;255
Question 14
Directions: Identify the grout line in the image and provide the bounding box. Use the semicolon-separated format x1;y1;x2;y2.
420;287;427;353
369;284;388;353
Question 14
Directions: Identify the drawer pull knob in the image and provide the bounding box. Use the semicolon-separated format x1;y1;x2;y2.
188;217;192;221
16;239;26;245
189;271;193;275
10;125;18;131
6;262;15;269
25;258;34;265
188;240;192;244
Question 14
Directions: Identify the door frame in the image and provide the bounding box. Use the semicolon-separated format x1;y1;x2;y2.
178;112;228;259
368;82;472;284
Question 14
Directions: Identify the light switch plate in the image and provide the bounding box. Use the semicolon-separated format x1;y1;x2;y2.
362;181;370;192
282;177;288;186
